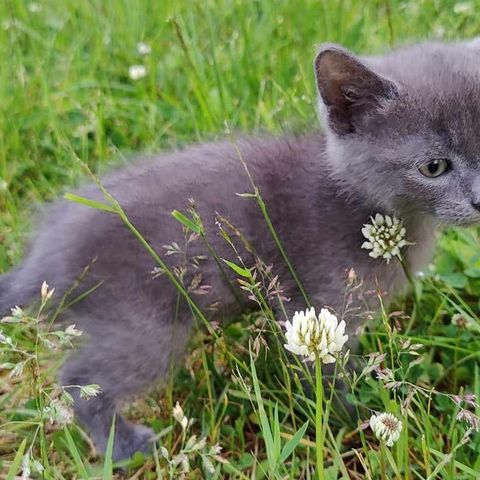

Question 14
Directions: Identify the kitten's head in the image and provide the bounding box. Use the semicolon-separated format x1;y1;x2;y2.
314;42;480;226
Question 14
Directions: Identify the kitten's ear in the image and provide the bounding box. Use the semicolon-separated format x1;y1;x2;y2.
314;44;399;135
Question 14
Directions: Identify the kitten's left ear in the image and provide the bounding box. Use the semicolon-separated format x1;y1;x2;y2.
314;44;399;135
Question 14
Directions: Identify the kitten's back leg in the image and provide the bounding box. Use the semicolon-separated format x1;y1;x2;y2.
61;310;191;461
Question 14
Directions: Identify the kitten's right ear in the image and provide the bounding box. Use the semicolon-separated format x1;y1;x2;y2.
314;44;399;135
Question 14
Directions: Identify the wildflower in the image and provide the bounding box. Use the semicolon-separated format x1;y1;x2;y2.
451;313;476;330
1;305;25;324
137;42;151;55
43;399;73;426
2;19;20;31
173;401;189;430
203;456;216;474
457;409;480;431
464;393;479;408
186;435;207;452
361;213;408;263
128;65;147;80
21;452;30;480
160;446;169;459
173;402;184;422
453;2;473;15
434;25;446;38
65;324;82;337
284;307;348;363
79;384;101;399
210;443;222;455
30;459;44;475
369;412;403;447
0;331;13;347
41;281;54;302
173;452;190;473
9;361;26;378
28;2;42;13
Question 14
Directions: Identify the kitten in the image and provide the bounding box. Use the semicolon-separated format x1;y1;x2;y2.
2;39;480;461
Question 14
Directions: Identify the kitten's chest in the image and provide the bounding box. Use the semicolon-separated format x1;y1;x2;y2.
282;211;437;314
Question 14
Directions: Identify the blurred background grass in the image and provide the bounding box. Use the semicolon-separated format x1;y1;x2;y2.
2;0;480;269
2;1;480;478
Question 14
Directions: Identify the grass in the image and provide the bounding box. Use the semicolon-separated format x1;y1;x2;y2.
1;0;480;478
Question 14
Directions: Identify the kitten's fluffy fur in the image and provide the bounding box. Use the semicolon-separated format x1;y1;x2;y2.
2;39;480;460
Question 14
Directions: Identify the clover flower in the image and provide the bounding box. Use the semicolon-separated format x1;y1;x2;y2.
128;65;147;80
369;412;403;447
137;42;151;56
28;3;42;13
451;313;478;331
284;307;348;363
361;213;407;263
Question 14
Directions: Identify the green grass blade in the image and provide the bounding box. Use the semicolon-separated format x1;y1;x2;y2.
6;437;27;480
171;209;202;233
64;193;117;214
63;427;90;480
222;259;252;278
102;416;116;480
279;421;309;463
273;402;281;463
250;352;275;472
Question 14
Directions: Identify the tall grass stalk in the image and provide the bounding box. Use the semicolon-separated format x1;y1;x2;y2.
315;356;325;480
225;124;311;307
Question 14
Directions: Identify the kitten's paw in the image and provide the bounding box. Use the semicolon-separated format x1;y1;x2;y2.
113;422;156;462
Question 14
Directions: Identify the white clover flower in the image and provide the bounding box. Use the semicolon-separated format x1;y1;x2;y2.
128;65;147;80
284;307;348;363
451;313;477;331
369;412;403;447
28;2;42;13
361;213;407;263
137;42;151;55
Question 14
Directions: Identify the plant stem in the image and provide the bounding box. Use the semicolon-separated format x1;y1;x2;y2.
226;131;311;307
315;356;324;480
399;256;421;332
380;443;387;480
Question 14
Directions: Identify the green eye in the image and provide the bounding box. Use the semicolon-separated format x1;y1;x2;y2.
419;159;451;178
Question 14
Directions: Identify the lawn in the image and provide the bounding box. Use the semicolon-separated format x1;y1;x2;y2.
1;0;480;478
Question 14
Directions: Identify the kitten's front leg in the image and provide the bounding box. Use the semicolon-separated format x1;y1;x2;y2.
60;310;192;461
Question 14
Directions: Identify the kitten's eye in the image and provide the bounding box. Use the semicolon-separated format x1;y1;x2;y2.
418;159;451;178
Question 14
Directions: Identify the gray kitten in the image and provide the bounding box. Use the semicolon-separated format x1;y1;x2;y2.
2;39;480;461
